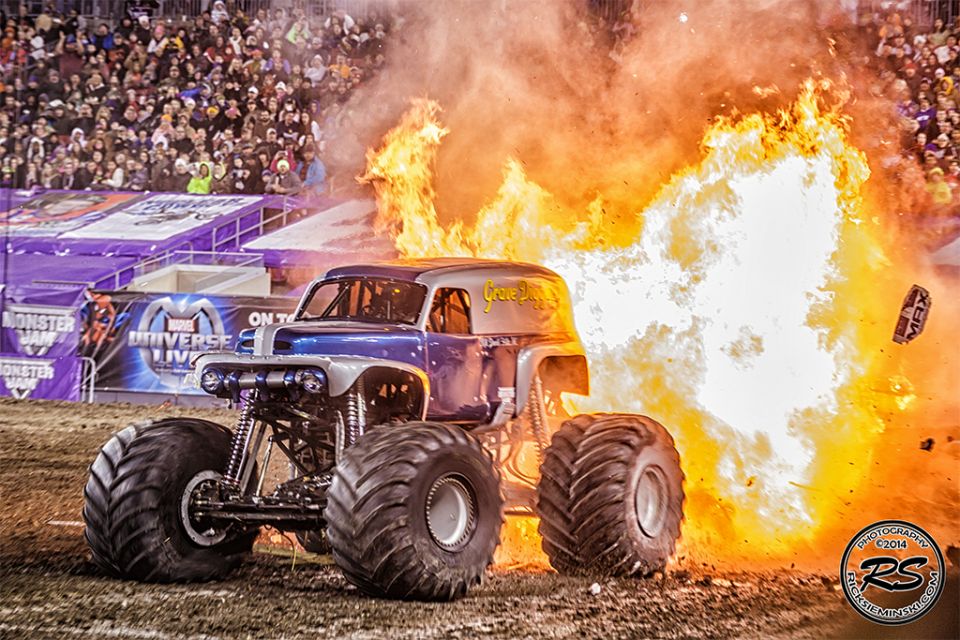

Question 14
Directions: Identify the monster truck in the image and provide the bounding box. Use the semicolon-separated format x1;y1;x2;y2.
83;258;685;600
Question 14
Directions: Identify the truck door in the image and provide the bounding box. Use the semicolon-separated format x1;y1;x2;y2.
424;288;488;422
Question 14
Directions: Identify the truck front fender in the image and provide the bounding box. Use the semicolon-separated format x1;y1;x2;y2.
193;352;430;417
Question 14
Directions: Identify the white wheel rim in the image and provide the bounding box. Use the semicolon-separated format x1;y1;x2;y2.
180;470;227;546
635;465;668;537
425;474;475;550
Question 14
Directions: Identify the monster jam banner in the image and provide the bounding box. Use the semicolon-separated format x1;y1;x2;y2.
86;291;298;395
0;354;81;401
1;302;80;357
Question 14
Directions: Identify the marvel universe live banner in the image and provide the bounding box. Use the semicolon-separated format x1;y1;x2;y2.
86;292;298;395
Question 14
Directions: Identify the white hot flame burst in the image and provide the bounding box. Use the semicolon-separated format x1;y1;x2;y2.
360;80;898;565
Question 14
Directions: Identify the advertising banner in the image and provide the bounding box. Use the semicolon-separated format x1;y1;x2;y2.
5;191;277;258
0;290;83;401
61;193;262;241
242;198;395;268
0;191;140;237
0;354;81;401
83;291;298;395
1;302;80;357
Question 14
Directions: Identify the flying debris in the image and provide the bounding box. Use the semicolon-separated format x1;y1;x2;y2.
892;285;931;344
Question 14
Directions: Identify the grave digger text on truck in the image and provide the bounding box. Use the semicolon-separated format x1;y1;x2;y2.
83;258;685;601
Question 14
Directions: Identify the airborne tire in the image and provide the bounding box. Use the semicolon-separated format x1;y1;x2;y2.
326;422;504;601
82;418;257;582
536;414;592;574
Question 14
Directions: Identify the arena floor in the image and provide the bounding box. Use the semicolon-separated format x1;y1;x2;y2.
0;398;955;640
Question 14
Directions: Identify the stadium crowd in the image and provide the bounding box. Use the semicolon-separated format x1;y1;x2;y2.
875;11;960;212
0;3;392;195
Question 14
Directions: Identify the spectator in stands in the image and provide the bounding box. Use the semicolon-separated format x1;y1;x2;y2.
211;161;232;194
926;167;953;206
873;9;960;215
187;162;213;194
296;144;327;194
171;158;192;191
0;3;393;195
266;158;302;195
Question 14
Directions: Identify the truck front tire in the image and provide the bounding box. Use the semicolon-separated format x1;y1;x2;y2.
82;419;257;582
326;422;504;600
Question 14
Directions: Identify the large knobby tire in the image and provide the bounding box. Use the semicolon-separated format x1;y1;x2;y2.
326;422;504;601
569;414;684;576
536;414;592;574
82;418;257;582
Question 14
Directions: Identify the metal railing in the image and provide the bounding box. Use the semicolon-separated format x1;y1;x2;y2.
79;356;98;403
17;198;299;294
132;249;263;279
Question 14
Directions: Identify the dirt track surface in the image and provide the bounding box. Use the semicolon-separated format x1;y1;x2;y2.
0;398;956;640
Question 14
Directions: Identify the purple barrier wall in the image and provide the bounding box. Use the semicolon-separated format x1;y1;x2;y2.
0;286;84;401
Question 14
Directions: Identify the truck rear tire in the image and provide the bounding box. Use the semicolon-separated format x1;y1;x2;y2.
82;418;257;582
536;414;592;574
569;414;684;576
326;422;504;600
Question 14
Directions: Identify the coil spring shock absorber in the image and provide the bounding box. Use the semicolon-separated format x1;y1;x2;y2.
343;380;366;448
224;390;258;487
528;374;548;464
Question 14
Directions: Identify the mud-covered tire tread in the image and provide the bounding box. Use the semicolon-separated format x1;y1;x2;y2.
536;414;593;574
569;413;684;577
82;418;257;582
326;422;504;601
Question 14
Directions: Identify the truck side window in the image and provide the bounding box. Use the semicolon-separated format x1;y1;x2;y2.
428;288;472;334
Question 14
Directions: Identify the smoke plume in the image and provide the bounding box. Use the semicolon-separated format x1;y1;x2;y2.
332;0;959;568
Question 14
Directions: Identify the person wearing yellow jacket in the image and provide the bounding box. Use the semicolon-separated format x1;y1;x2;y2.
187;163;212;194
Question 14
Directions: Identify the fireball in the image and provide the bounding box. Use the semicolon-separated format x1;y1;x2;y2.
359;80;923;567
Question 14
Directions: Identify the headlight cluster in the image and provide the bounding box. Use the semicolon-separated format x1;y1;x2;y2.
295;368;326;394
200;369;225;394
197;367;327;396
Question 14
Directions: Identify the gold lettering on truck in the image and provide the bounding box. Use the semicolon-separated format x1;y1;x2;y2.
483;279;556;313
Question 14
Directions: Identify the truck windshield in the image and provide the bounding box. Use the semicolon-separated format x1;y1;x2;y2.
298;278;427;325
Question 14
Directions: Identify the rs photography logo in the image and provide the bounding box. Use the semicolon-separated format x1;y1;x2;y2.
840;520;945;625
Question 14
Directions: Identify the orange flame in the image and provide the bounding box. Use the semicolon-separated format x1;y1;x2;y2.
360;80;919;567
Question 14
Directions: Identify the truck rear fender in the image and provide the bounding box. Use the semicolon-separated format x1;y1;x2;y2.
515;343;589;414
